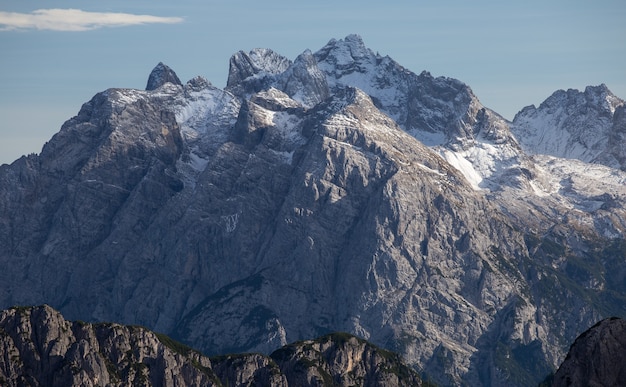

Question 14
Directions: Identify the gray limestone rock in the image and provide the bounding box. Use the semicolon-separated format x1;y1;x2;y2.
0;306;423;387
226;48;292;97
271;332;423;386
0;305;219;386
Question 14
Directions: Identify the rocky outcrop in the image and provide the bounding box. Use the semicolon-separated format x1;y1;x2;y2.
211;333;426;387
211;353;288;387
552;317;626;387
278;50;330;108
271;333;423;387
0;305;219;386
146;62;183;91
0;306;423;387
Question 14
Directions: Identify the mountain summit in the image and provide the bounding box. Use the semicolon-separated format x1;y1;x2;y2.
512;84;625;169
146;62;183;91
0;35;625;386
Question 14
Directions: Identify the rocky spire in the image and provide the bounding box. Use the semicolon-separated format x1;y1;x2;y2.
146;62;182;91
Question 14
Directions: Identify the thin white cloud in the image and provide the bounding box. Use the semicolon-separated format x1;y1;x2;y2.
0;8;183;31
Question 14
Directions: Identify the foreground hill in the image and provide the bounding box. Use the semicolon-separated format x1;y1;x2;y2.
551;317;626;387
1;35;625;385
0;305;423;387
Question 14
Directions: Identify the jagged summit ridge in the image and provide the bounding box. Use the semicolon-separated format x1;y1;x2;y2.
225;34;507;152
314;34;373;71
512;83;626;169
305;34;533;193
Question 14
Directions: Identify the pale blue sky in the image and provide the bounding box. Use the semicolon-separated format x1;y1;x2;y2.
1;0;624;164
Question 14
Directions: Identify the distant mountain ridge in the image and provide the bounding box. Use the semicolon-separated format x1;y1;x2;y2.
0;35;625;386
512;84;626;170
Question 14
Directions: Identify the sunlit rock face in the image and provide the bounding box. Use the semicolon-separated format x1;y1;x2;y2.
0;305;219;386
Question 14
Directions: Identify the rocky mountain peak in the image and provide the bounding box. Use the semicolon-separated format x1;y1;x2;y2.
315;34;371;66
511;84;626;168
271;332;423;386
583;83;623;113
146;62;183;91
311;35;496;149
226;48;292;95
314;34;380;87
529;84;622;115
185;75;212;91
278;49;330;108
225;47;329;109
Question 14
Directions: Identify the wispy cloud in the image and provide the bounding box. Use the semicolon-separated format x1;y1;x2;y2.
0;8;184;31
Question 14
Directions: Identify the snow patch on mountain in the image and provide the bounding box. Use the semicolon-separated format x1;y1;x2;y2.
107;88;144;108
513;105;600;160
173;81;240;141
246;48;293;75
310;35;535;196
175;85;238;179
535;155;626;206
272;110;305;147
140;75;242;182
438;150;484;190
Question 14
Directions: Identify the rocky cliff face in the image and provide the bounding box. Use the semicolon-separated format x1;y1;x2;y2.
0;306;423;387
0;305;218;386
0;35;625;386
552;317;626;387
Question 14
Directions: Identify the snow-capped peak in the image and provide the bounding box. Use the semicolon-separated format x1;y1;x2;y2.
316;34;372;67
511;84;625;168
226;48;292;92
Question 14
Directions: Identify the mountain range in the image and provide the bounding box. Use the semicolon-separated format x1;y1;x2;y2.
1;34;625;386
